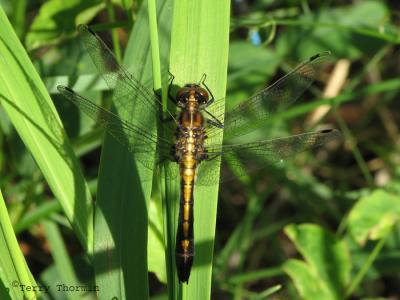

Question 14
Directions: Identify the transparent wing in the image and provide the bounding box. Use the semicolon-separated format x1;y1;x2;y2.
57;86;174;170
77;24;178;128
206;52;331;142
196;129;341;186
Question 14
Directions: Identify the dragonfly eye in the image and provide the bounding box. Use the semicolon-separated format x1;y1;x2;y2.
196;87;209;105
196;93;207;105
177;87;192;107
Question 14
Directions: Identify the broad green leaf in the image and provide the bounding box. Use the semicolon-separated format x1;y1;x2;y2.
284;259;336;300
0;4;93;255
284;224;351;300
347;189;400;246
168;0;230;298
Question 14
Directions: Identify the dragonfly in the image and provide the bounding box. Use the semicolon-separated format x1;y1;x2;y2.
57;25;341;283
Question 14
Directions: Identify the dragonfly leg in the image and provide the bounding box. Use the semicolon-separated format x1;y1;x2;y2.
168;69;175;79
153;71;179;123
204;109;224;129
204;152;222;161
199;73;215;106
153;88;162;100
168;71;177;103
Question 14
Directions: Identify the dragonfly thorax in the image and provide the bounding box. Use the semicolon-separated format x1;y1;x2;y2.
176;84;209;109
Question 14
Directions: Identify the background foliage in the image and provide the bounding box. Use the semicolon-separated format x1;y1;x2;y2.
0;0;399;299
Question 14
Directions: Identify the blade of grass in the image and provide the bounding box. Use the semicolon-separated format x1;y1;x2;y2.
92;1;172;299
148;0;162;91
169;1;230;298
250;284;282;300
345;236;387;298
42;220;82;300
0;6;93;255
0;189;36;300
146;0;178;297
147;0;172;288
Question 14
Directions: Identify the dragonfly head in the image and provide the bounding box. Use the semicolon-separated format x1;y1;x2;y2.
176;84;209;108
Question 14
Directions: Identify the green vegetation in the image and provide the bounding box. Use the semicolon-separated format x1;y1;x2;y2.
0;0;399;299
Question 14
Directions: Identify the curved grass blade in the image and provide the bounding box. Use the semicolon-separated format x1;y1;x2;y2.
0;5;93;255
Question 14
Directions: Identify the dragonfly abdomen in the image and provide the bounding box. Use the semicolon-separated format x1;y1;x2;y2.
175;109;205;283
176;154;198;283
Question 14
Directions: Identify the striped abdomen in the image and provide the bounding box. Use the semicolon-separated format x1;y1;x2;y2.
175;153;197;283
175;101;205;283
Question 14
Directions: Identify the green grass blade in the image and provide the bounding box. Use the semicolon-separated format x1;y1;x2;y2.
43;220;81;300
0;189;36;300
0;6;93;254
92;1;172;299
168;1;230;298
147;0;162;91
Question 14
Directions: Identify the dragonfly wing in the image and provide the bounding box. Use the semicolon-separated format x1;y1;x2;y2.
206;52;331;141
195;129;341;186
77;25;178;129
58;86;174;170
